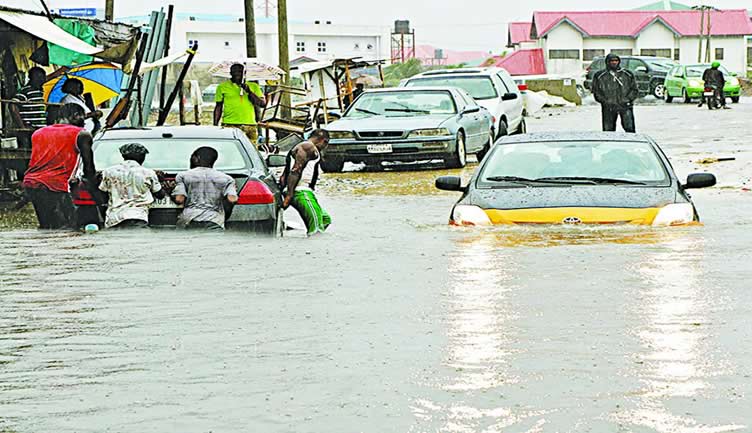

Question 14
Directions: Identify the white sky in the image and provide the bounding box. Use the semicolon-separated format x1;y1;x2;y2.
7;0;752;51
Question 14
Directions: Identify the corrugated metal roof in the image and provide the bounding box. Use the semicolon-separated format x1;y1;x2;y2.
508;22;533;45
532;9;752;38
494;49;546;76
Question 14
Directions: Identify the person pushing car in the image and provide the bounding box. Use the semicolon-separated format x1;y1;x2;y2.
591;53;639;133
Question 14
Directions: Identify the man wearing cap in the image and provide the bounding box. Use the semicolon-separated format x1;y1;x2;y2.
98;143;166;229
591;53;639;132
213;63;266;144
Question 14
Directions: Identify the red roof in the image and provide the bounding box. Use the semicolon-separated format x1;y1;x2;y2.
532;9;752;38
508;22;533;46
494;48;546;76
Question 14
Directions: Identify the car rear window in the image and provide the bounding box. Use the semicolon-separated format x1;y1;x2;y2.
405;76;498;100
93;138;249;172
686;65;731;78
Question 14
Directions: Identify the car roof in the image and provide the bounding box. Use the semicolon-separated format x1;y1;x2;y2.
496;131;656;145
410;67;504;78
592;55;671;61
96;125;243;141
364;86;459;93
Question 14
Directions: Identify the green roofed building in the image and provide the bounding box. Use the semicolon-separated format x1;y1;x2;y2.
634;1;692;11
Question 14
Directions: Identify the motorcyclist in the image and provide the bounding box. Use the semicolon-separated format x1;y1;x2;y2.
699;61;729;109
591;53;639;133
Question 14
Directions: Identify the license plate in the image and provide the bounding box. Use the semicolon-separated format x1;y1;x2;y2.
703;92;714;96
367;144;393;154
151;197;181;209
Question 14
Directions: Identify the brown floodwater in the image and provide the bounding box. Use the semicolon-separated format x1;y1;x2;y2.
1;101;750;432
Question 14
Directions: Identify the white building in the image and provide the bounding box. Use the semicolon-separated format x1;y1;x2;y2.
511;9;752;76
121;14;391;65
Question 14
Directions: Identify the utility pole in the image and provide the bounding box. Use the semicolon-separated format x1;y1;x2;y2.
704;8;712;63
105;0;114;21
278;0;290;120
244;0;257;57
693;5;714;63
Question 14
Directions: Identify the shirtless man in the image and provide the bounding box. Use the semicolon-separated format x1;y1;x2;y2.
280;129;331;235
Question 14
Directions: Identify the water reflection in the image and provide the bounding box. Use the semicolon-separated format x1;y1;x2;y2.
620;236;745;432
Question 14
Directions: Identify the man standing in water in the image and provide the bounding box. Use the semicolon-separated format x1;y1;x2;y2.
592;53;639;133
280;129;331;236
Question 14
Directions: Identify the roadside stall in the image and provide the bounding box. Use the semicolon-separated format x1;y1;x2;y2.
0;6;138;197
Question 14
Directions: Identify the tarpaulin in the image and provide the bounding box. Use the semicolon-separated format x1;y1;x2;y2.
48;19;97;66
0;10;101;56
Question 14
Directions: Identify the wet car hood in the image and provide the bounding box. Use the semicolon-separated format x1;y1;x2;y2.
327;115;452;132
468;185;678;210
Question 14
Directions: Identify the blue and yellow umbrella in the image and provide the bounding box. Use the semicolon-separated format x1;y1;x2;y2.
43;62;124;107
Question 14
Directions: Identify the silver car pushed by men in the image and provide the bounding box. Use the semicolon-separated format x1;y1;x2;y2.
321;87;494;172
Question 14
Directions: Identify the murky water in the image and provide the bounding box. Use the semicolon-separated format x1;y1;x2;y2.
1;101;751;432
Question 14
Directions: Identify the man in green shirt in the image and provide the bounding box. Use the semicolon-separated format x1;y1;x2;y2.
213;63;266;144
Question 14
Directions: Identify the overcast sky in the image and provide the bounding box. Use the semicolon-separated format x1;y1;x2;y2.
9;0;752;51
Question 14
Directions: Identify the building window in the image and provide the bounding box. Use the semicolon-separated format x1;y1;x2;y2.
640;48;671;58
610;49;633;57
583;49;605;61
318;42;327;53
748;47;752;66
224;41;230;47
296;41;305;52
674;48;680;61
354;43;360;50
549;49;580;60
715;48;724;60
188;39;198;48
367;44;374;50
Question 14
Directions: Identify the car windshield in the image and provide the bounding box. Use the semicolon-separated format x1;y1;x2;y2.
405;76;498;100
94;139;249;172
479;140;669;185
645;60;673;72
686;65;731;78
344;90;457;118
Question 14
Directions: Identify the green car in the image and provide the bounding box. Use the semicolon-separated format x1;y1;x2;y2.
664;64;741;103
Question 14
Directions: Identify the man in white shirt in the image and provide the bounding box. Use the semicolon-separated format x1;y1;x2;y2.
99;143;165;229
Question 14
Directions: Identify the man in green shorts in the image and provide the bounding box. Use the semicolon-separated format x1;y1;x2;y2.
213;63;266;144
280;129;331;236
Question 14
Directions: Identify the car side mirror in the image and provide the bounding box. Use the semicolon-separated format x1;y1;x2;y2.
683;173;716;189
501;92;519;101
435;176;465;192
266;154;287;168
730;72;737;77
635;66;648;73
461;106;481;115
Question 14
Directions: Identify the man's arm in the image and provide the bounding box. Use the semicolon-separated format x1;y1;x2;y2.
9;95;28;128
224;178;239;204
150;171;166;200
213;102;223;126
625;71;639;103
244;83;266;107
591;73;602;103
282;145;313;208
172;174;187;204
77;130;97;183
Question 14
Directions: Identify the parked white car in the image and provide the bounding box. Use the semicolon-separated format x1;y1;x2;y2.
402;67;526;139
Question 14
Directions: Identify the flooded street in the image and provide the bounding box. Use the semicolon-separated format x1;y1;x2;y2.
2;100;751;432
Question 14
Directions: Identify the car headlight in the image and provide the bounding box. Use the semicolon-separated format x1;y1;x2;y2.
452;205;491;226
328;131;355;140
409;128;451;138
727;77;739;86
652;203;695;226
688;80;702;88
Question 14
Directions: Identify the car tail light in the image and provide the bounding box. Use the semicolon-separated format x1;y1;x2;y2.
72;187;96;206
517;83;528;92
237;180;274;205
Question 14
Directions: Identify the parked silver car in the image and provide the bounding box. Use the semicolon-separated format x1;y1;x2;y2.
321;87;494;172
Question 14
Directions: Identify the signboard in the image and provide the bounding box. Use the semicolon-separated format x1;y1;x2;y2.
52;8;98;18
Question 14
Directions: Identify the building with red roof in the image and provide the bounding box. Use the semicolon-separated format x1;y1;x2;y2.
507;9;752;76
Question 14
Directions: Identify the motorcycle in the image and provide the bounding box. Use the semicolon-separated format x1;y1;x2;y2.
703;84;723;110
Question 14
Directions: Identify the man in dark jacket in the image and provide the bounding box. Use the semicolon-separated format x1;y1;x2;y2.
591;53;639;133
699;61;728;109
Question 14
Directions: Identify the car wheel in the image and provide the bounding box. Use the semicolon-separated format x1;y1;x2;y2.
652;83;665;99
682;88;692;104
731;96;740;103
320;157;344;173
446;131;467;169
513;118;527;135
496;119;508;139
476;130;494;162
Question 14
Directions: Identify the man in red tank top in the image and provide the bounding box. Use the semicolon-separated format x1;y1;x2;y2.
22;104;94;229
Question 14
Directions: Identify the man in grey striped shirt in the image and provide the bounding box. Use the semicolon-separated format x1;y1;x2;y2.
11;67;47;149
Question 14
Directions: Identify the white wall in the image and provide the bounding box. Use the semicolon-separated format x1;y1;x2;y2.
635;22;677;55
543;22;584;75
678;36;748;74
172;20;390;65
